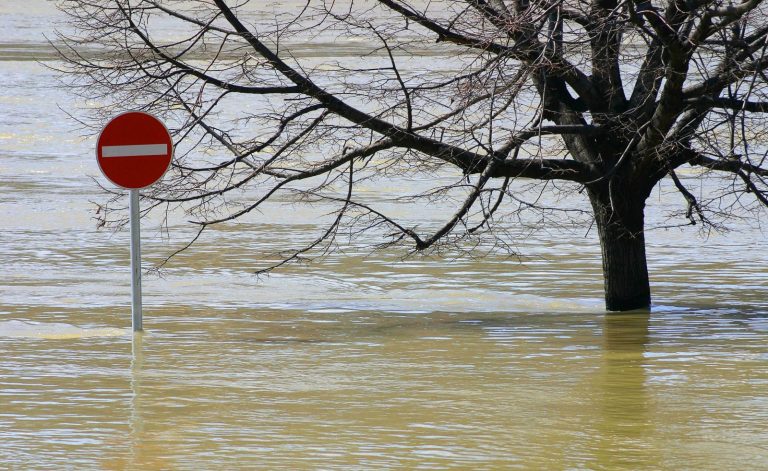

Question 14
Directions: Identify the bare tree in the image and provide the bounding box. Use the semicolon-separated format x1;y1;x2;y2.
55;0;768;310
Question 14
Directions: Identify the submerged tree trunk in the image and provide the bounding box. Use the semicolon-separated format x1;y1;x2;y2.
588;186;651;311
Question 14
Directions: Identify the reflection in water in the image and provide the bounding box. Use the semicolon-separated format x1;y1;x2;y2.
128;333;144;470
596;313;653;469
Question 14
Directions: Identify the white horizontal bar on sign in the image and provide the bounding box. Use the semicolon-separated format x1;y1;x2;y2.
102;144;168;158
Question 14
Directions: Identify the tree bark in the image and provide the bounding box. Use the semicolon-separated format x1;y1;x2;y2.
589;187;651;311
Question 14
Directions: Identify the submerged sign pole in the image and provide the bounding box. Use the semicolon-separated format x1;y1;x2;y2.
96;111;173;332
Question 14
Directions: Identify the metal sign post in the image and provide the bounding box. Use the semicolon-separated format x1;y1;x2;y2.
96;111;173;332
129;189;143;332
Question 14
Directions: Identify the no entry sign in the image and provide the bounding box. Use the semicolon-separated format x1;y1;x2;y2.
96;111;173;189
95;111;174;332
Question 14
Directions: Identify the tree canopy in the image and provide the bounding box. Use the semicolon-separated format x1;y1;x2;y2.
56;0;768;310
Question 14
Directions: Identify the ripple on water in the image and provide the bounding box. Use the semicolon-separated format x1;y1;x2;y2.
0;320;128;339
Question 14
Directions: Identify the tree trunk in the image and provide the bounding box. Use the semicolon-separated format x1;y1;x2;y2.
589;188;651;311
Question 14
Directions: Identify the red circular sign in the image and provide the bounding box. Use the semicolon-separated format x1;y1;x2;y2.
96;111;173;189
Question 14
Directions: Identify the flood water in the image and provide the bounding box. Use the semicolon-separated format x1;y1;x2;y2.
1;2;768;469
